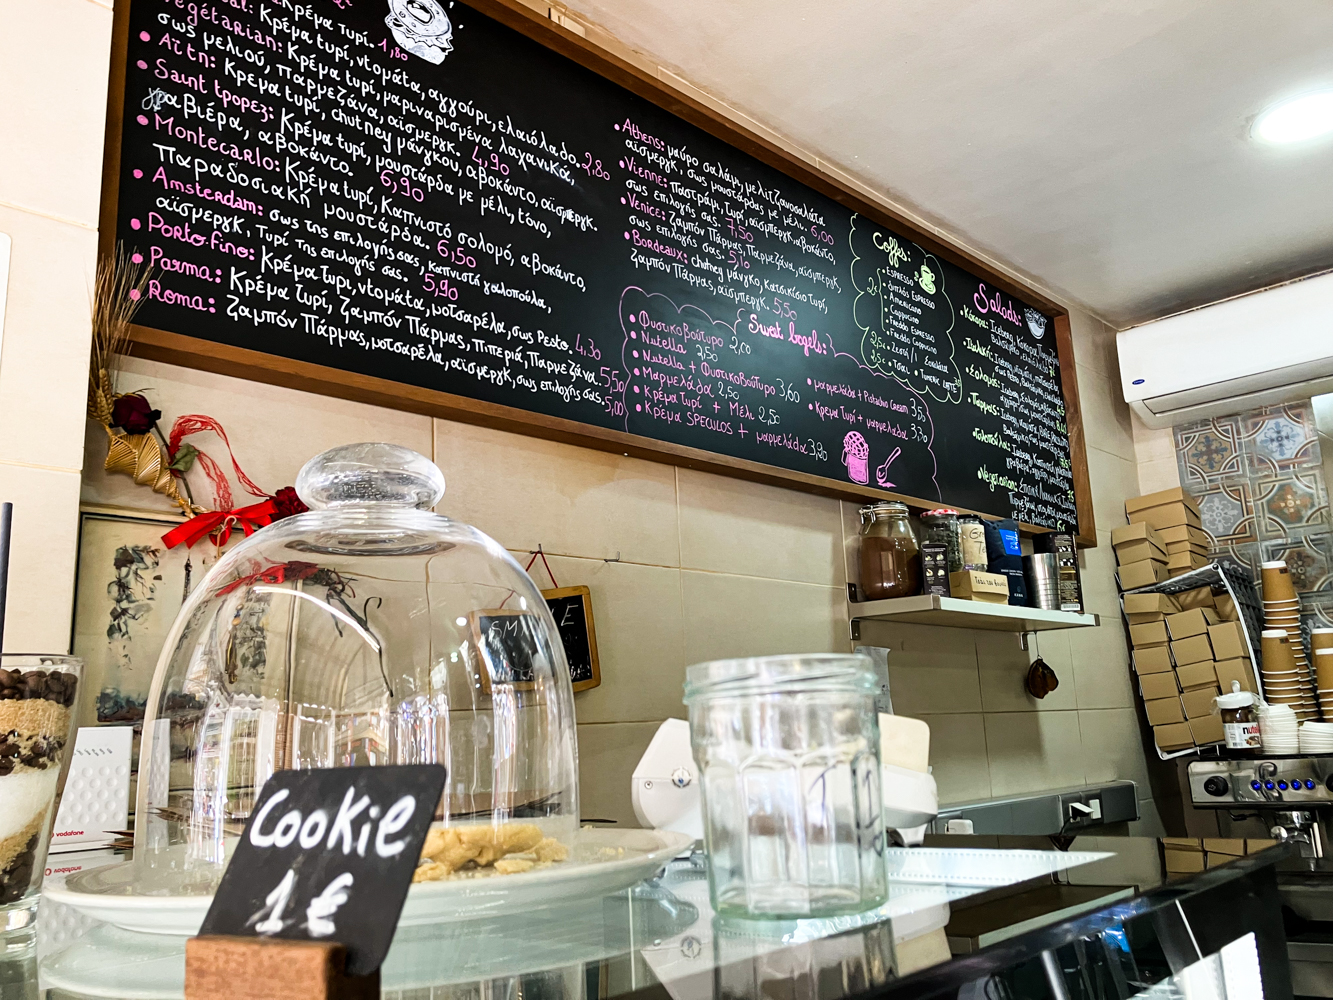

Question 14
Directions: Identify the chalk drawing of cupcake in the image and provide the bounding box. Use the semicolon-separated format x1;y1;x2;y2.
843;432;870;485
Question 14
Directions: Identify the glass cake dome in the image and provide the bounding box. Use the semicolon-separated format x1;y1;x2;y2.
129;443;579;895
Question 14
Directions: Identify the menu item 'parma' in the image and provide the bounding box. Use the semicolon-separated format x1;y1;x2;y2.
0;667;77;904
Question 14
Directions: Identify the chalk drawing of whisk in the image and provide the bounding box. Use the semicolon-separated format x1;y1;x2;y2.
875;447;902;488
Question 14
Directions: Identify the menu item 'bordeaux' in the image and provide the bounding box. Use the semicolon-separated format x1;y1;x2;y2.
111;0;1078;530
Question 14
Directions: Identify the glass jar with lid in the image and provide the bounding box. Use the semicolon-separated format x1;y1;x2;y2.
857;502;920;600
105;443;581;900
920;509;962;573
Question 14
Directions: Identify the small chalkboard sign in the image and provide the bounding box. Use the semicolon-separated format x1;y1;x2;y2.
468;610;543;693
543;587;602;693
198;765;446;977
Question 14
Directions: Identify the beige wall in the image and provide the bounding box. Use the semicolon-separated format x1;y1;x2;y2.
80;322;1159;832
5;0;1157;829
0;0;112;652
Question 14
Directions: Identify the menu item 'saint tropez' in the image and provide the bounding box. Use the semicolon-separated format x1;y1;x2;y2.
0;661;79;908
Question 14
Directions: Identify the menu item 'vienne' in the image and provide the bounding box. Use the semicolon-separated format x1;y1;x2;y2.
109;0;1079;530
0;662;79;907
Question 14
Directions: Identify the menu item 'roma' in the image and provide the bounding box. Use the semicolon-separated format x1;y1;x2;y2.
413;822;570;882
0;665;78;905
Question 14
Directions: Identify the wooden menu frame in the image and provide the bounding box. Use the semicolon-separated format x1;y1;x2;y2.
97;0;1096;547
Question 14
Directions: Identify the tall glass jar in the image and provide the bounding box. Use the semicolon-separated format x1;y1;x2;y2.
857;502;920;600
684;655;886;919
920;509;962;573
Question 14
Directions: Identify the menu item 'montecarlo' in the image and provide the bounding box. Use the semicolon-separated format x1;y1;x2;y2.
112;0;1078;530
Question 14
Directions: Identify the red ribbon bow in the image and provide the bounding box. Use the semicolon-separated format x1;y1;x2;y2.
162;498;278;550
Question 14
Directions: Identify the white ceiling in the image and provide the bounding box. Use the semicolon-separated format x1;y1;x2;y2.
561;0;1333;327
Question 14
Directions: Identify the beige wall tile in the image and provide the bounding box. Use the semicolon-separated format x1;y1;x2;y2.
976;630;1078;712
1077;364;1135;463
81;356;433;511
535;555;686;725
1129;797;1167;838
435;419;679;567
577;721;660;827
677;469;842;586
1085;446;1138;533
1068;625;1135;710
920;713;991;804
858;621;980;715
1137;457;1182;495
681;571;846;665
983;711;1086;797
1130;413;1177;465
1066;309;1115;379
1078;708;1152;791
1078;531;1122;618
0;0;111;226
0;205;97;473
839;501;860;591
0;464;81;653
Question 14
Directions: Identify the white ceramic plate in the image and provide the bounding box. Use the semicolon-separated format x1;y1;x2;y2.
44;828;694;936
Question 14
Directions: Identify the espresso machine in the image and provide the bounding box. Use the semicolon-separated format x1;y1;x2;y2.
1189;757;1333;995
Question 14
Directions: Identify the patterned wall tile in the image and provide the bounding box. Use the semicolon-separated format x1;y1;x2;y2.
1175;400;1332;607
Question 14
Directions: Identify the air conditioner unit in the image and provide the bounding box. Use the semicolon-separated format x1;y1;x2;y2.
1118;271;1333;429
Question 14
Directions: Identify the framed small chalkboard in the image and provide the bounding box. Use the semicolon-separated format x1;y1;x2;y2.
468;609;543;693
197;765;447;978
542;586;602;693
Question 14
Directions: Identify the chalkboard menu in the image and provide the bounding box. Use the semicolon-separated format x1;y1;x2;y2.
107;0;1081;532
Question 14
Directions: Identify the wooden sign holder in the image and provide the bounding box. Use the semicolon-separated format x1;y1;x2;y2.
185;936;380;1000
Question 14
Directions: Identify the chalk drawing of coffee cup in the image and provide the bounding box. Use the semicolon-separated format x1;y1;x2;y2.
843;432;870;485
386;0;454;64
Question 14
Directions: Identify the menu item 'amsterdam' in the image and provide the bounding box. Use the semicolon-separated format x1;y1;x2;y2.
108;0;1080;531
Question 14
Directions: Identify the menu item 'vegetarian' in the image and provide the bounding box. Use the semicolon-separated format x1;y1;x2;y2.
0;663;78;906
413;823;570;881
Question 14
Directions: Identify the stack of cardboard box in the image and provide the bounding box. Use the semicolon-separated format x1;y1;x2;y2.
1121;488;1209;580
1125;586;1258;751
1161;838;1276;876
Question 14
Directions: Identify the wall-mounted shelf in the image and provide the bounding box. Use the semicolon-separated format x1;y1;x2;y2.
848;593;1099;641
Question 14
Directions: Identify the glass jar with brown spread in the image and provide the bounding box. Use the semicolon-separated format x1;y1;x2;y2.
1216;681;1259;755
857;502;920;600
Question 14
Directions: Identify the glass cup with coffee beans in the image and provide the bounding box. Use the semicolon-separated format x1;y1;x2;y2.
0;655;81;940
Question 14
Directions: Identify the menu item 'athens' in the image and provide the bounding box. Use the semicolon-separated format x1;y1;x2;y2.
413;823;570;882
0;666;78;905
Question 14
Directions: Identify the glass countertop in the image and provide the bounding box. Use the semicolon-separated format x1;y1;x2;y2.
9;835;1291;1000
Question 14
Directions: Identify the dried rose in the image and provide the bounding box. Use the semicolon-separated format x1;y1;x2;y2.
110;394;161;434
272;486;308;520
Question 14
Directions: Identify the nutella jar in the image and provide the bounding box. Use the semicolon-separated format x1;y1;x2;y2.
1216;682;1259;754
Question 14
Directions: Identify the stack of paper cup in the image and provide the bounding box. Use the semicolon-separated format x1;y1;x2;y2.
1260;702;1299;754
1261;561;1316;720
1300;721;1333;754
1316;647;1333;718
1261;629;1304;708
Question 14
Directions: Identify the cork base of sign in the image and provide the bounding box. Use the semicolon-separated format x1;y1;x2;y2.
185;936;380;1000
